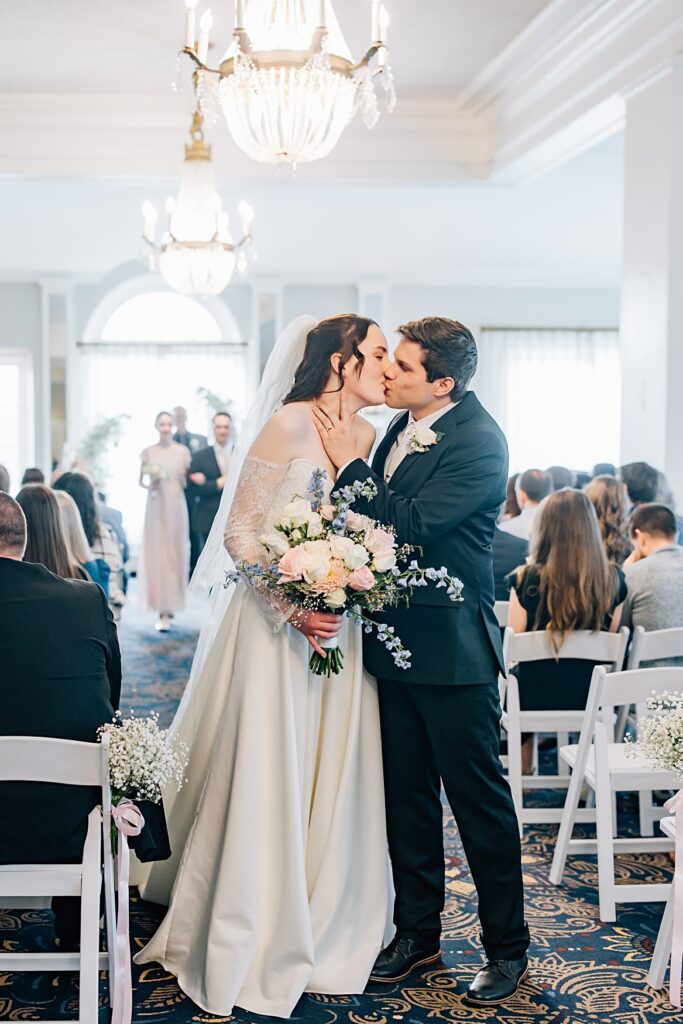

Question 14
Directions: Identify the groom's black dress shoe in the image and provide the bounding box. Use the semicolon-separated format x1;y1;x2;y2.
369;936;442;983
464;955;529;1006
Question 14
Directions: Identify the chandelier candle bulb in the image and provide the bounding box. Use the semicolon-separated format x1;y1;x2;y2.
184;0;198;49
378;4;389;44
371;0;381;42
197;8;212;64
235;0;245;31
141;200;158;243
318;0;326;29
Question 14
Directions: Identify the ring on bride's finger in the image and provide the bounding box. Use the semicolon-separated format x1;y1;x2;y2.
325;425;332;432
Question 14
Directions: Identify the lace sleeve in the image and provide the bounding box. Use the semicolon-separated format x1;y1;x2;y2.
224;457;296;632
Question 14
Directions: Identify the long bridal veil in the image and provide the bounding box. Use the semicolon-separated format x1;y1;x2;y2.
171;314;317;736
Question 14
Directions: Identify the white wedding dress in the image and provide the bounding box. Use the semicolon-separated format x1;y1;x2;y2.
135;456;392;1018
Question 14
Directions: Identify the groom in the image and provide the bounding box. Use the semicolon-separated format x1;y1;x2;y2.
313;317;529;1006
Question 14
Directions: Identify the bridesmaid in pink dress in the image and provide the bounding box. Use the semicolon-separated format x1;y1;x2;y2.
139;411;191;631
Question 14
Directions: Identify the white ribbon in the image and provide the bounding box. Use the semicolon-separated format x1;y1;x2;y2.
110;798;145;1024
664;789;683;1007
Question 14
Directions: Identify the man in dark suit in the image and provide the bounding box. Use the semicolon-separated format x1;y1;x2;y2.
0;493;168;947
492;527;528;601
0;492;119;945
188;412;232;556
173;405;209;573
314;318;529;1007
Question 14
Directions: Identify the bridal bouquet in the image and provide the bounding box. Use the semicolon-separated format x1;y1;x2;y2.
626;691;683;779
226;469;463;677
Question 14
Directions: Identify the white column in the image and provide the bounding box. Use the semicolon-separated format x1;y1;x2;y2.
620;58;683;503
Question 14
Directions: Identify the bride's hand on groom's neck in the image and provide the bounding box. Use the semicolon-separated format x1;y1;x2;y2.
312;391;359;470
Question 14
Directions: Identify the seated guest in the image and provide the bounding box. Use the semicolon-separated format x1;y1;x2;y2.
621;461;659;506
584;474;632;564
98;491;129;566
593;462;616;478
622;504;683;664
53;488;110;594
499;468;552;541
573;471;591;489
21;467;45;485
655;471;683;545
54;472;126;620
492;527;528;602
0;464;9;493
16;484;83;580
0;492;120;946
507;489;626;770
188;411;233;557
500;473;522;522
547;465;574;491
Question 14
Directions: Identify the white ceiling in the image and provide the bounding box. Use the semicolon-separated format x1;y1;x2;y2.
1;0;551;101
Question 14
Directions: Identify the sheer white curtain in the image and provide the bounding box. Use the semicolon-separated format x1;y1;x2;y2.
79;341;248;546
473;328;621;474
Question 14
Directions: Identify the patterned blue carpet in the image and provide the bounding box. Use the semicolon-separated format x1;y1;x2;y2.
0;590;677;1022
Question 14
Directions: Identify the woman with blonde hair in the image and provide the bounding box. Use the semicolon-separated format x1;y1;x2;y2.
584;474;632;564
53;489;109;594
507;488;627;768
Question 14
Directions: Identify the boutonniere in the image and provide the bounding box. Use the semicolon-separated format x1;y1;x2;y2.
190;438;201;451
406;423;444;454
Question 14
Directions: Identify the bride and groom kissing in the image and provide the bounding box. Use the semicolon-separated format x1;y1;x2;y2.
134;314;530;1016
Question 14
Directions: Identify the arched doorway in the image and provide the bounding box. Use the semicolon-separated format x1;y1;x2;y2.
78;279;248;547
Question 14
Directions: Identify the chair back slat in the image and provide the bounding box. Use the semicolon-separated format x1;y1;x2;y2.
504;627;628;668
600;666;683;708
0;737;105;786
628;626;683;669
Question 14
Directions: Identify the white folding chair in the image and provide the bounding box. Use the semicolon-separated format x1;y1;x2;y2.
494;601;509;628
500;626;629;834
549;666;683;921
0;735;116;1023
620;628;683;834
647;815;676;992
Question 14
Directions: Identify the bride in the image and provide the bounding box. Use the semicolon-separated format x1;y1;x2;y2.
135;314;394;1018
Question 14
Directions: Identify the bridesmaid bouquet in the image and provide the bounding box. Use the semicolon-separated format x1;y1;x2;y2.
142;462;168;490
226;469;463;677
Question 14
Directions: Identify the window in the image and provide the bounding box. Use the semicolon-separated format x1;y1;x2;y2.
0;350;34;490
474;329;620;474
79;290;247;547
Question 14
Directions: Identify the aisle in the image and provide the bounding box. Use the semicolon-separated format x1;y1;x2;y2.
0;593;676;1022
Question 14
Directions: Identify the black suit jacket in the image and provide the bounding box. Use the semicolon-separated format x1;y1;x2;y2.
335;392;507;685
492;527;528;601
0;558;120;863
189;445;224;534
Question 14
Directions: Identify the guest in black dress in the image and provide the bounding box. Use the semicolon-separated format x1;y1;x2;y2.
506;488;627;770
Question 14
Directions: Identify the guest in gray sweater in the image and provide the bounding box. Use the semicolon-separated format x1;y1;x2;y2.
623;503;683;664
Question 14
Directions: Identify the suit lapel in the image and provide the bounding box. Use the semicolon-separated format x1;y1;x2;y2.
372;411;409;479
387;398;466;490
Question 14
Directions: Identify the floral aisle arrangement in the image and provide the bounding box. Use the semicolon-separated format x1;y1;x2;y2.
227;468;464;677
98;712;189;1024
627;691;683;779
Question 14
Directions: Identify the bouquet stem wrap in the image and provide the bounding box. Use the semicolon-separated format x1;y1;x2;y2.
310;636;344;677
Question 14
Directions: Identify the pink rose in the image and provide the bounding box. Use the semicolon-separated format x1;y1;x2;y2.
348;565;375;592
320;504;335;521
277;546;306;583
364;526;396;554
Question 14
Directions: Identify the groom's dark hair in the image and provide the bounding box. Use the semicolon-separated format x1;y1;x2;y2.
397;317;477;401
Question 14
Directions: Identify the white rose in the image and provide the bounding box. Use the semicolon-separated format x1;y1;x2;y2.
345;510;373;533
306;512;324;538
413;424;438;447
301;540;332;583
325;588;347;608
329;535;370;570
260;531;290;557
281;497;314;529
372;549;397;572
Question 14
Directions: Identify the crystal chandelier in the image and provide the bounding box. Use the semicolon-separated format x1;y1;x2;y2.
141;108;255;296
180;0;396;167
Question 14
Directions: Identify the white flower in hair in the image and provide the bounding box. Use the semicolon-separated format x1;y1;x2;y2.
406;422;443;454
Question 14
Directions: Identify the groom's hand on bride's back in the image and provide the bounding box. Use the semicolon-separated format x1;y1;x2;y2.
293;610;343;657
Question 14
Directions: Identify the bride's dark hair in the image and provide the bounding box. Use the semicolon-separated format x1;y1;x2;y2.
283;314;378;404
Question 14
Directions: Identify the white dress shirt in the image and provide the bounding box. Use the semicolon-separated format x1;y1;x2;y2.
382;403;457;481
213;443;231;477
498;505;539;542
